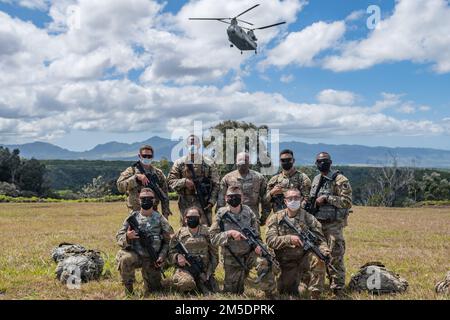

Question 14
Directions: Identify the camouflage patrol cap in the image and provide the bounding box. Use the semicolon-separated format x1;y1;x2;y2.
226;185;242;195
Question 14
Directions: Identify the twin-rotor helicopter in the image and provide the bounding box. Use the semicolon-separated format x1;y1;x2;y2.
189;4;286;54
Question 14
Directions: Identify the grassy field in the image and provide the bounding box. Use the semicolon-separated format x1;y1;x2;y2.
0;201;448;300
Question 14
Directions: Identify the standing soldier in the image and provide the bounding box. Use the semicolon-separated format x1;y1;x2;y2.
116;188;174;295
266;189;330;299
210;186;277;298
217;152;271;225
167;135;219;226
266;149;311;214
117;145;172;218
307;152;352;297
168;206;219;294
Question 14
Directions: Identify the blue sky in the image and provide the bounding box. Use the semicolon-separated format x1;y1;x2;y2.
0;0;449;151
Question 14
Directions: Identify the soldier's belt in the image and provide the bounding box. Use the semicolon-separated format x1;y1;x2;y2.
148;235;162;240
315;206;349;222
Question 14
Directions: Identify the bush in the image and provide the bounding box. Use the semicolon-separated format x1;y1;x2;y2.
78;176;112;198
0;182;19;197
0;195;126;203
55;190;81;200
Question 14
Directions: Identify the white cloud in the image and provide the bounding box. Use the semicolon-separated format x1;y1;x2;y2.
0;0;448;145
397;104;416;114
324;0;450;73
0;78;448;144
316;89;357;106
280;74;294;83
345;10;365;22
260;20;346;69
0;0;51;11
371;92;404;112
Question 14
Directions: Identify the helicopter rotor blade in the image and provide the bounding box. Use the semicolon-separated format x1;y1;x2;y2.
189;17;254;26
236;19;254;26
189;18;229;20
253;21;286;30
217;19;231;25
234;4;260;18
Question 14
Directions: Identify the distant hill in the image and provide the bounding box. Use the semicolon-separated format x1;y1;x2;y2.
3;136;450;168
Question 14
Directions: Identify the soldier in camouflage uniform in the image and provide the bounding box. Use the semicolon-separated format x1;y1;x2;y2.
117;145;172;218
266;189;330;299
266;149;311;214
116;188;174;295
168;207;219;294
309;152;352;296
210;186;277;297
217;152;271;225
167;135;220;226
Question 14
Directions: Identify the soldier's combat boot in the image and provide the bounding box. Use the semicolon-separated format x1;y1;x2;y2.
310;290;321;300
124;283;134;296
332;288;349;300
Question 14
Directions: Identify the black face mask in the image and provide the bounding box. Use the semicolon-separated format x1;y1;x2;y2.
186;216;200;228
140;197;154;210
226;195;242;208
316;160;331;173
281;161;293;171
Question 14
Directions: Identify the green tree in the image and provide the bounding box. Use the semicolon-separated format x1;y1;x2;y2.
16;158;49;196
208;120;270;175
78;175;112;198
0;147;21;183
419;172;450;201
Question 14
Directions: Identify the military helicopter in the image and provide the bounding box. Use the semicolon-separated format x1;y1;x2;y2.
189;4;286;54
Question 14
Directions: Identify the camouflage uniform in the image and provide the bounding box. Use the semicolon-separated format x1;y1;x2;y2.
167;155;220;226
210;205;277;295
266;209;328;295
168;225;219;293
310;171;352;290
217;169;271;223
116;210;173;292
266;169;311;213
117;163;171;217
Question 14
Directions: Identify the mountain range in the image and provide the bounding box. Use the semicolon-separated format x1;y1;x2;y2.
3;136;450;168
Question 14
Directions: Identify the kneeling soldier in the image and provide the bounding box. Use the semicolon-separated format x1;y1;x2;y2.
168;206;219;294
116;188;174;295
210;186;277;298
266;188;330;299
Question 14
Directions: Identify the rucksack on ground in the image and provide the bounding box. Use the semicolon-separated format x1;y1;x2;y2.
51;243;104;284
349;261;408;294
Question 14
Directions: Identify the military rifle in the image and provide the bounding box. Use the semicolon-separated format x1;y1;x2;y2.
279;215;337;273
186;163;212;225
223;211;279;282
174;242;206;281
304;175;326;215
126;214;165;277
134;161;168;203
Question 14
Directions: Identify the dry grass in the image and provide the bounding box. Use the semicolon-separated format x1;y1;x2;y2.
0;202;448;300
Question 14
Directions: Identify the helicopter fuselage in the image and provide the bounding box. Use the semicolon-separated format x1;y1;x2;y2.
227;24;257;51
